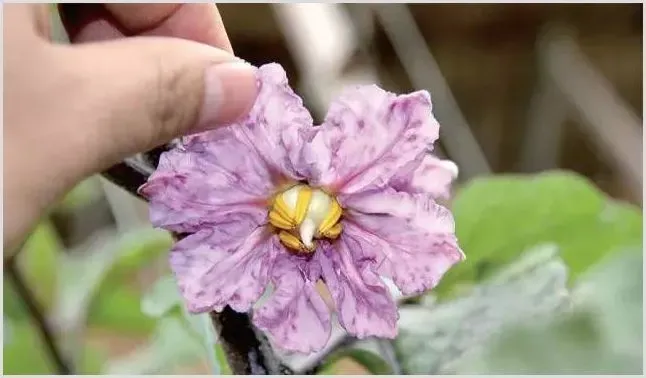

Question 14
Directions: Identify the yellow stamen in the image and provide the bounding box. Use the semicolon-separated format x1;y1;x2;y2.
268;208;293;230
321;222;342;239
318;199;342;235
273;195;294;223
293;186;313;225
278;230;315;253
269;184;343;253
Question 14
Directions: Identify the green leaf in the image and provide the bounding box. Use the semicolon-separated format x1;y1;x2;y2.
215;344;232;375
56;178;102;212
55;228;171;334
4;316;13;346
3;278;28;319
140;275;182;319
453;248;642;374
103;229;173;281
570;246;643;360
3;321;106;374
141;274;223;374
87;285;157;335
3;321;58;374
395;244;570;374
55;233;124;328
187;311;222;374
437;170;642;297
320;348;393;375
104;316;206;374
15;221;61;311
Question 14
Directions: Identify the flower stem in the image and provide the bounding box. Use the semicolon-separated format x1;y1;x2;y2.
210;308;291;374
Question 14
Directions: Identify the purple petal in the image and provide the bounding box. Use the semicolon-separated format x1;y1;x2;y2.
343;189;464;295
318;238;399;339
389;154;459;200
253;254;331;353
170;227;278;313
139;127;272;235
305;85;439;195
232;63;315;180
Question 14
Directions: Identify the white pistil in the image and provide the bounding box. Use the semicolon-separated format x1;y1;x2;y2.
299;218;316;248
279;184;335;248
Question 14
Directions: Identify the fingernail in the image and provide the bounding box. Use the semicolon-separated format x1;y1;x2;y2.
195;61;258;131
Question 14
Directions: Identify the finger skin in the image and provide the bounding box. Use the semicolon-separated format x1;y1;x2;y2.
58;4;233;52
103;4;181;32
3;4;244;255
57;37;253;173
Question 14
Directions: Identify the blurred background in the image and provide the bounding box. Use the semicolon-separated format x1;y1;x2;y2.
4;3;643;375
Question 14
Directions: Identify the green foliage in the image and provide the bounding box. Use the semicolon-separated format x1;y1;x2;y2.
15;221;62;311
85;227;171;334
54;228;172;334
103;317;207;374
140;274;183;319
4;317;13;345
5;185;185;374
87;286;157;334
396;171;642;374
453;249;642;374
56;178;103;212
4;279;28;319
6;224;175;374
436;170;642;297
318;348;393;375
3;320;106;374
215;346;233;375
85;229;171;333
101;229;173;284
395;244;570;374
139;274;228;374
4;220;62;320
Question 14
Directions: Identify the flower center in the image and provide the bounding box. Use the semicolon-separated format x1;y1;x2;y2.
268;184;343;253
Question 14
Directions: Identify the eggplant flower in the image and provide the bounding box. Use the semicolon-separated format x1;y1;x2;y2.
139;63;464;353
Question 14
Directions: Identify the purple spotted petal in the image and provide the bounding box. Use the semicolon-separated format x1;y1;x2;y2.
181;64;315;182
389;154;459;200
318;238;399;339
304;85;439;195
343;190;464;295
170;227;278;313
234;63;315;180
253;253;331;354
139;127;272;234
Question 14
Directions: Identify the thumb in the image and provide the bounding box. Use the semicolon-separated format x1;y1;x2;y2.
60;36;257;171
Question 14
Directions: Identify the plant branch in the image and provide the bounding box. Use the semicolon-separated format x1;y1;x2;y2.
210;308;291;374
5;257;73;374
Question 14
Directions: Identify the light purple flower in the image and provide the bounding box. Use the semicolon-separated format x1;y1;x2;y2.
139;63;464;354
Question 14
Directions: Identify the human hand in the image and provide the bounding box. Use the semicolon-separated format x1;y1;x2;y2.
4;4;258;254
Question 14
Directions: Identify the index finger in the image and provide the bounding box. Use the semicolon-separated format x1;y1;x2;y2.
59;4;233;53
